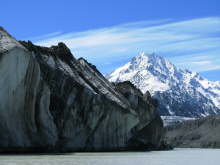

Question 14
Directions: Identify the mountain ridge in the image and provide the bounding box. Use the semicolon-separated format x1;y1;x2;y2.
107;52;220;118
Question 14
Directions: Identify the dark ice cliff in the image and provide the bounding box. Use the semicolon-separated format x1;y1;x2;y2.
0;27;165;152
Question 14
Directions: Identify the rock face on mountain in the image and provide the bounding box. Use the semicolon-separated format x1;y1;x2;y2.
107;52;220;118
114;81;163;149
165;115;220;148
0;27;164;152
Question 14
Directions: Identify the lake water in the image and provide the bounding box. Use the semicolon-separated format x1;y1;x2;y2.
0;148;220;165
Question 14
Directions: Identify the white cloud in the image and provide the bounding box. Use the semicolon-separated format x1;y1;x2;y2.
171;49;220;72
188;60;220;72
32;17;220;74
191;61;212;65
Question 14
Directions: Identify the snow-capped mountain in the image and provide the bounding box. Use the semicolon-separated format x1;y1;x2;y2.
107;52;220;118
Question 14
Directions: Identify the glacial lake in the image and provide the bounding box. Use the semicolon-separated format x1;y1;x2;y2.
0;148;220;165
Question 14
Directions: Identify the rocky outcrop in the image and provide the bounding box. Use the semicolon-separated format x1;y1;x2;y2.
0;27;164;152
165;115;220;148
115;81;163;149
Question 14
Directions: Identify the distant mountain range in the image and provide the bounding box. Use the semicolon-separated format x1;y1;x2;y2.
107;52;220;118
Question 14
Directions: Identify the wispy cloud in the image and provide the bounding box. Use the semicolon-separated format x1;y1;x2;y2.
33;17;220;74
177;59;220;72
191;61;212;65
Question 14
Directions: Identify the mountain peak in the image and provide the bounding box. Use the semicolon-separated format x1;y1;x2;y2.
131;52;157;64
136;51;155;58
130;52;175;73
107;52;220;118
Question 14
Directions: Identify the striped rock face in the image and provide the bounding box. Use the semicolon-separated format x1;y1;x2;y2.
0;27;164;152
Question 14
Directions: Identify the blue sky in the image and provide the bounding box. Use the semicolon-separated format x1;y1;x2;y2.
1;0;220;80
